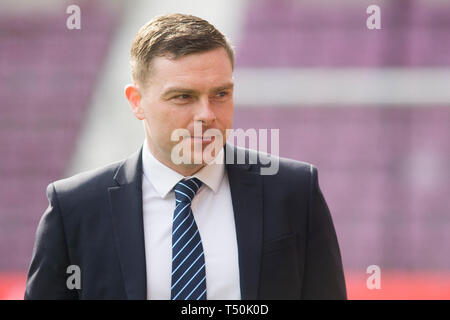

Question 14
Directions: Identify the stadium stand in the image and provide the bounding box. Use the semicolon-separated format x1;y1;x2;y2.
233;0;450;299
1;0;449;299
0;1;119;298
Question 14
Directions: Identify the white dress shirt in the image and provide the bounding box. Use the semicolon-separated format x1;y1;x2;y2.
141;140;241;300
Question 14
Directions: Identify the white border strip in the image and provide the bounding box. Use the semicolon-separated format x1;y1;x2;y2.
234;68;450;106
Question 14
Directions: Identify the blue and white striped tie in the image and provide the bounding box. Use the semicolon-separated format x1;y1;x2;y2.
171;177;207;300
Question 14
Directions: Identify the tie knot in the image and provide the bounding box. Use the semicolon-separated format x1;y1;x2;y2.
174;178;203;203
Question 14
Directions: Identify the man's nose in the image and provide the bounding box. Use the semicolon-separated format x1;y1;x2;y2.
194;97;216;125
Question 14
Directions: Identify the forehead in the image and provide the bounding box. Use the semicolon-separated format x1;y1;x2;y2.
146;48;233;91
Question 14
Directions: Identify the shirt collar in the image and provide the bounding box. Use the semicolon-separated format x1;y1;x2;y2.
142;139;225;198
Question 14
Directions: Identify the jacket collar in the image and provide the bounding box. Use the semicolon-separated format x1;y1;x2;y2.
109;147;147;299
224;143;264;300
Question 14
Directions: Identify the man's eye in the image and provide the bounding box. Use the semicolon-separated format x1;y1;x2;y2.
217;91;229;98
174;94;191;100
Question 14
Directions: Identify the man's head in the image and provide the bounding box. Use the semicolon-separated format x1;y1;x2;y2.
130;13;234;86
125;14;235;176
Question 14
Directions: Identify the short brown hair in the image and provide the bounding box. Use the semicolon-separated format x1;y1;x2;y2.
130;13;234;85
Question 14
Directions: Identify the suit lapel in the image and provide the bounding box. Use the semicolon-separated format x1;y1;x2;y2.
225;144;264;300
108;147;147;299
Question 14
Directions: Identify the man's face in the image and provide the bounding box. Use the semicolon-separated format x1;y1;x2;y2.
128;47;234;174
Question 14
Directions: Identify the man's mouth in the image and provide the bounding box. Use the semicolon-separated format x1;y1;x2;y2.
193;136;213;140
191;136;215;143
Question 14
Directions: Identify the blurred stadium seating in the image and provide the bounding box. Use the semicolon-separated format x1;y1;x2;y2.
0;0;119;298
0;0;449;299
233;0;450;299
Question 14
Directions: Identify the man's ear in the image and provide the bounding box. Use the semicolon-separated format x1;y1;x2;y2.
125;84;145;120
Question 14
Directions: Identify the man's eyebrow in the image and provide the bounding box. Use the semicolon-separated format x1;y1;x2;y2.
210;82;234;93
161;88;198;99
161;82;234;99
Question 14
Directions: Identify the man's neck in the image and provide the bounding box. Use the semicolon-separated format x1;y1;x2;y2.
145;141;208;177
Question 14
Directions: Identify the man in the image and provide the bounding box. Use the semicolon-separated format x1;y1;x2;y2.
25;14;346;300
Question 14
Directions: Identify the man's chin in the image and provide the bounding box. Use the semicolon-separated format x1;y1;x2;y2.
184;150;219;166
171;144;222;165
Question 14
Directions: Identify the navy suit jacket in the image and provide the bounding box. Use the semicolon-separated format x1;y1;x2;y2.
25;144;347;299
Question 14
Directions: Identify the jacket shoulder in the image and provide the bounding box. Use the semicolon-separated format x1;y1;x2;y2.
231;144;316;179
52;160;123;195
47;160;125;216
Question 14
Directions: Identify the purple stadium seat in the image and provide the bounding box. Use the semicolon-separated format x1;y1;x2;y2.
0;3;119;270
